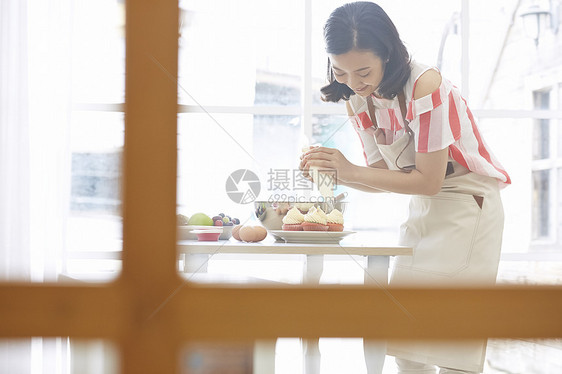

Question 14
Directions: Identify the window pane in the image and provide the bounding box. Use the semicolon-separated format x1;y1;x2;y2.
174;1;562;290
478;118;532;252
178;0;303;107
472;0;558;110
532;169;550;240
533;91;551;160
558;117;562;157
558;167;562;247
177;113;314;214
65;111;123;281
559;83;562;156
178;113;259;220
25;0;124;282
68;1;125;281
71;1;125;104
69;111;123;214
467;0;520;107
533;118;551;160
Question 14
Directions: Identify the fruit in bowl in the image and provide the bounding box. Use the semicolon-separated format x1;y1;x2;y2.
177;212;240;240
210;212;239;239
211;213;240;227
188;213;214;226
177;214;190;226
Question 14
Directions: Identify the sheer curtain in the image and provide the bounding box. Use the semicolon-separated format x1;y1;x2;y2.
0;1;32;372
1;0;72;372
0;0;72;283
27;0;72;284
0;0;31;284
29;0;73;370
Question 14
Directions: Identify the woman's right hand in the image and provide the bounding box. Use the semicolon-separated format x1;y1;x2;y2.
299;146;317;181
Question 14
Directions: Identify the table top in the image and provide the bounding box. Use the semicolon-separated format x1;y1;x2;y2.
177;231;412;256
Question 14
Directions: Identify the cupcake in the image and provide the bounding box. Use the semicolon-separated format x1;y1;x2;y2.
301;206;329;231
326;209;344;232
282;207;305;231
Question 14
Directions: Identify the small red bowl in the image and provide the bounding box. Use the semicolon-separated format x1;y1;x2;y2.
196;232;221;241
192;229;223;241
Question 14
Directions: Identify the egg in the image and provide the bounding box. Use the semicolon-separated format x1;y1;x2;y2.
239;226;256;242
253;226;267;241
232;225;243;241
239;225;267;242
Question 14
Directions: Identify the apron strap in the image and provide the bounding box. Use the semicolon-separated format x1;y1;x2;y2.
365;91;454;176
397;92;414;137
366;92;414;172
366;92;412;135
366;95;379;130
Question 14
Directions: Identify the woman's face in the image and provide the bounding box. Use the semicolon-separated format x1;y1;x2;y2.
329;49;385;97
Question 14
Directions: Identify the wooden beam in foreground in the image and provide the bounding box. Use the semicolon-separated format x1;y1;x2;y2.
1;284;561;340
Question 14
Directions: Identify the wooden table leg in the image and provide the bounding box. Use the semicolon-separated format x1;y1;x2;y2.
254;340;276;374
363;255;389;374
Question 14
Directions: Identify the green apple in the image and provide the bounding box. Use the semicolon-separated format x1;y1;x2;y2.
188;213;213;226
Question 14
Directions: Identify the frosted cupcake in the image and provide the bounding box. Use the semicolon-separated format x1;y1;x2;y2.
326;209;344;232
282;207;305;231
301;206;329;231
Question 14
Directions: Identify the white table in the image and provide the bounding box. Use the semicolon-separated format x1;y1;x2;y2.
177;233;412;374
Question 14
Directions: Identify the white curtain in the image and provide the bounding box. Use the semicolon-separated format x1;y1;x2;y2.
1;0;72;372
27;0;72;284
0;0;72;282
3;0;119;370
28;0;73;371
0;0;31;283
0;1;32;373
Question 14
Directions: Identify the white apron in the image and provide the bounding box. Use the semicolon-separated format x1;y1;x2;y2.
366;96;504;372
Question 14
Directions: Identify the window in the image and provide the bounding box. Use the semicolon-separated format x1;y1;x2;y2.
65;1;125;279
176;0;461;236
531;88;562;249
17;0;562;284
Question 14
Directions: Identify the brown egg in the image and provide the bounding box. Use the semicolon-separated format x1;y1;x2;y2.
253;226;267;241
239;226;257;242
238;225;267;242
232;225;243;241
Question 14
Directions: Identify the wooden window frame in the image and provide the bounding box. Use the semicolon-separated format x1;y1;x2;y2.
1;1;561;373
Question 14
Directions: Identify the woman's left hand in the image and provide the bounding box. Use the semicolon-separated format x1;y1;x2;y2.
300;146;356;183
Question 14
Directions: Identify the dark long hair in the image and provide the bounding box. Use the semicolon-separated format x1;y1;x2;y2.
321;2;411;102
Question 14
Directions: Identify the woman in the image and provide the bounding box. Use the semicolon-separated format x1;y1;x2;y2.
300;2;510;373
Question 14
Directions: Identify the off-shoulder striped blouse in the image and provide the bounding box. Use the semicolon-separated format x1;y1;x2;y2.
348;61;511;187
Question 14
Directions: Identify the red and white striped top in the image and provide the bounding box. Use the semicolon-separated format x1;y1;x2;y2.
349;61;511;187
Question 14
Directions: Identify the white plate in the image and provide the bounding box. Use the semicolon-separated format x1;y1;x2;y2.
269;230;355;243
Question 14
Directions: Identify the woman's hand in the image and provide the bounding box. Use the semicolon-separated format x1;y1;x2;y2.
300;146;357;184
298;147;313;181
